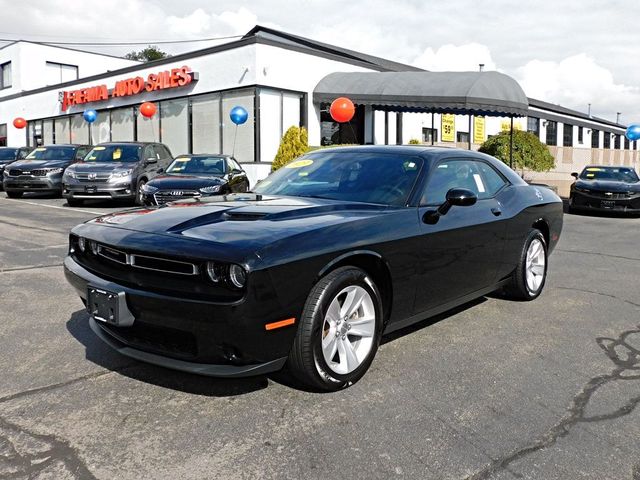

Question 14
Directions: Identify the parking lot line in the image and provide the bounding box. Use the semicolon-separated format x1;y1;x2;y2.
0;197;105;215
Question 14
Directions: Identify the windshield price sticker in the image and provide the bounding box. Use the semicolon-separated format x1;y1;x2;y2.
93;146;105;151
286;159;314;169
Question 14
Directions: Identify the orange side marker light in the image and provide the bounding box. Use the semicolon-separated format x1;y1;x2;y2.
265;318;296;331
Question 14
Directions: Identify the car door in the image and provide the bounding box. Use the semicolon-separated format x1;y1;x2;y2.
412;157;509;314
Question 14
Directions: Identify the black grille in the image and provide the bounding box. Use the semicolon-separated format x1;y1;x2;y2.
31;169;48;176
587;190;632;199
154;190;200;205
131;254;197;275
98;245;128;264
8;169;22;176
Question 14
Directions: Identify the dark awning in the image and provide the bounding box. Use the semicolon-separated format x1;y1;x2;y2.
313;71;529;117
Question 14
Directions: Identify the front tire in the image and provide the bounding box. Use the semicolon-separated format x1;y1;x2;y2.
136;179;147;206
503;229;548;301
287;266;383;391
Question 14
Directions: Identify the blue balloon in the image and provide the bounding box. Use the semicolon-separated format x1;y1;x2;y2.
83;109;98;123
229;106;249;125
625;124;640;141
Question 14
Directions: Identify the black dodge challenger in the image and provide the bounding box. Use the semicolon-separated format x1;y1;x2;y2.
569;165;640;214
64;146;563;391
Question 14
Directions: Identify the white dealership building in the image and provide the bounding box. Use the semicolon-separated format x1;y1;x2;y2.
0;26;636;195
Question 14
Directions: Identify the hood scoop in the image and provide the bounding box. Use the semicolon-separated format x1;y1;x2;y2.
223;212;268;221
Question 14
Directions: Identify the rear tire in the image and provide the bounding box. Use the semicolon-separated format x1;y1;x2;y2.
503;229;548;301
136;179;147;206
6;191;22;198
286;266;383;391
67;198;83;207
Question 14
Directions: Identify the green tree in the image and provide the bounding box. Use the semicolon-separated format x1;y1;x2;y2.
125;46;169;62
272;126;309;171
478;130;555;172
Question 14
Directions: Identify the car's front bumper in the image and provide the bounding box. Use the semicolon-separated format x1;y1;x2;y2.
570;191;640;213
3;173;62;193
63;256;291;377
63;179;136;201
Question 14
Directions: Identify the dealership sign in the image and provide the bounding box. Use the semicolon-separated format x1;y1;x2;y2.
60;66;198;112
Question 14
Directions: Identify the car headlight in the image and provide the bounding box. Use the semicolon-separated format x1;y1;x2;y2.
64;170;77;179
47;168;64;175
77;236;86;253
199;185;221;194
142;184;158;194
109;169;133;181
206;261;247;289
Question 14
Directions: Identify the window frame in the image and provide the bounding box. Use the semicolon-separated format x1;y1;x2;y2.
0;61;12;89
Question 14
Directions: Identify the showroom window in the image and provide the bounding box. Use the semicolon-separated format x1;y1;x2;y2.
603;133;610;149
625;137;630;150
527;117;539;136
545;120;557;146
45;62;78;85
613;134;620;149
136;105;160;143
160;98;189;156
43;119;54;145
578;126;583;144
91;111;111;144
70;114;89;145
562;124;573;147
54;117;70;144
591;129;599;148
222;89;255;163
456;131;469;143
259;88;304;164
111;107;134;141
0;123;6;146
192;93;222;155
0;62;11;89
422;127;437;143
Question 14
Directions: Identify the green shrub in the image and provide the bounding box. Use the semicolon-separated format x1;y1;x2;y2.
479;130;555;172
272;126;309;171
408;138;421;144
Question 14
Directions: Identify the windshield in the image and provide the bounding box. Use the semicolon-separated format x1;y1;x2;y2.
166;156;226;175
579;167;639;182
84;145;141;163
0;148;18;160
25;147;75;161
254;151;423;206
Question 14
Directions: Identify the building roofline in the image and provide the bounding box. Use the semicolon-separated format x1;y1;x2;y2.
528;97;624;128
0;38;140;62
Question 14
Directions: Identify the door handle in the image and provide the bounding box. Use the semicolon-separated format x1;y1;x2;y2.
491;207;502;216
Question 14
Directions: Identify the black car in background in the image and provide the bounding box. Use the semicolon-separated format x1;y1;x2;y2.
569;166;640;214
142;154;250;205
64;146;563;391
62;142;173;206
3;145;90;198
0;147;31;189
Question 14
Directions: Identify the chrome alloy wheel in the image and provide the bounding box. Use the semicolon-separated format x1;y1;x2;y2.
321;285;376;375
525;238;546;293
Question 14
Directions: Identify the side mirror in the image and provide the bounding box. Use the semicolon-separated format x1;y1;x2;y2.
146;157;158;165
423;188;477;225
157;168;164;174
571;172;579;179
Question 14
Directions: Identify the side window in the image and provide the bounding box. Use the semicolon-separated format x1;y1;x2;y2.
476;162;507;199
143;145;155;160
227;158;242;172
75;147;89;160
421;159;508;205
155;145;172;160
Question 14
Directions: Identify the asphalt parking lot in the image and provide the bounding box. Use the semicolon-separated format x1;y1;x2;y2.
1;193;639;480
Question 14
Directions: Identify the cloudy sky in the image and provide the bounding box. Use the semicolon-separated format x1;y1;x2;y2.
1;0;638;123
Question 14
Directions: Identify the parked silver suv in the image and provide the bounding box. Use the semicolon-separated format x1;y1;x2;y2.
62;142;173;206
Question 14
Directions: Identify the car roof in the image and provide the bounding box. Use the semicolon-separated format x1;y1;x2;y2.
179;153;232;158
37;144;89;148
582;165;635;170
95;142;158;147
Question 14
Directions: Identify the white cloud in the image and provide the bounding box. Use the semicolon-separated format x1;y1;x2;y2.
412;43;497;72
516;53;640;122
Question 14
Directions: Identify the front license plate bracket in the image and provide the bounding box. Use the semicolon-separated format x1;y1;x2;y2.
600;200;615;209
87;286;135;326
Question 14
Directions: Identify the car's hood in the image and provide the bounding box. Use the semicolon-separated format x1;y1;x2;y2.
0;158;17;166
8;159;72;169
79;194;392;259
575;179;640;192
148;174;225;190
69;162;134;173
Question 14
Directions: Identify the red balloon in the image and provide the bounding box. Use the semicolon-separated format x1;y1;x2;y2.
139;102;157;118
329;97;355;123
13;117;27;129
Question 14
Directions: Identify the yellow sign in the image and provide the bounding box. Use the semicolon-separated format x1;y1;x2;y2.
285;159;313;169
441;114;455;142
473;117;485;144
501;120;522;132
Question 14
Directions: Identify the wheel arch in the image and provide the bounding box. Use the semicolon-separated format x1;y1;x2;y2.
531;217;550;247
317;251;393;326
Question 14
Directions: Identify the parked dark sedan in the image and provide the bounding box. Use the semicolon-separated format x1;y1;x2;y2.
62;142;173;206
142;154;249;205
3;145;90;198
569;166;640;214
0;147;31;190
64;146;563;391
